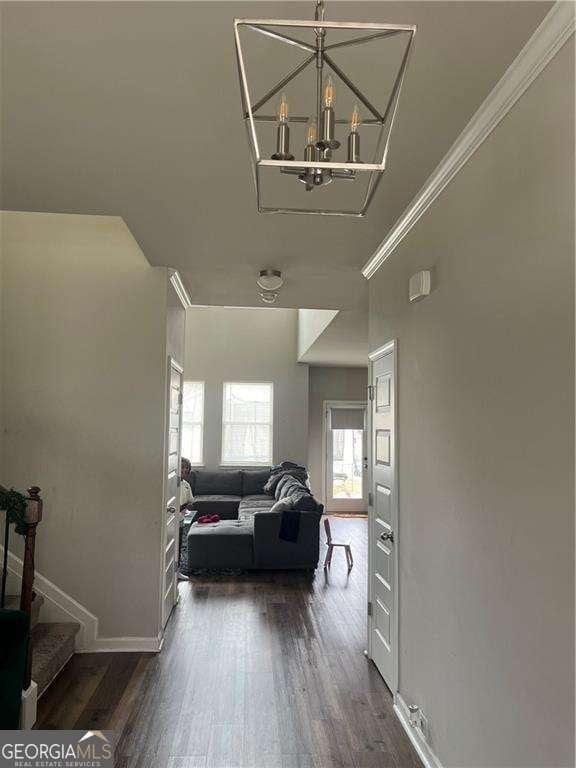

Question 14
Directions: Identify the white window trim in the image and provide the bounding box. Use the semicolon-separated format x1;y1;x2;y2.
221;381;274;466
183;380;205;467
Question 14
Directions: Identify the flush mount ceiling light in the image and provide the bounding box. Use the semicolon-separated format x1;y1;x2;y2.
257;269;284;291
234;0;416;217
257;269;284;304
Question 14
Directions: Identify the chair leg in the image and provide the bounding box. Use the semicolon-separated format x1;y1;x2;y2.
345;545;353;570
324;544;333;569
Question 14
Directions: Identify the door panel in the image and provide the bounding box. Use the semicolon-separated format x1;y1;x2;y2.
369;346;397;692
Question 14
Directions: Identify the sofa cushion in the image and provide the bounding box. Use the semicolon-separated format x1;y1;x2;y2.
193;470;242;496
238;495;275;522
243;469;271;496
241;495;274;507
192;495;241;518
187;520;254;570
238;506;264;522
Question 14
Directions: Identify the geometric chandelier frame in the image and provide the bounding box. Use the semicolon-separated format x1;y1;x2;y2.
234;3;416;216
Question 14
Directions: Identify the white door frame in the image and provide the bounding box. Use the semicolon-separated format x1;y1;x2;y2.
366;339;399;695
322;399;368;513
158;355;184;637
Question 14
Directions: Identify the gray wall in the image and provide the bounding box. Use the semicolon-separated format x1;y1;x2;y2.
184;306;309;469
308;366;368;501
1;212;168;639
368;40;574;767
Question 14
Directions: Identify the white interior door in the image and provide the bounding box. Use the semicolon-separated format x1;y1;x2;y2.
162;357;183;629
368;343;398;692
324;401;367;513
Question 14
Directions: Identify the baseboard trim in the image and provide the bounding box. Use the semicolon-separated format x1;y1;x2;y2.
362;1;575;279
394;693;444;768
1;547;98;651
81;633;163;653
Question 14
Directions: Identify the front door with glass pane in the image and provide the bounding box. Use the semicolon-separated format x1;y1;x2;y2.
325;401;367;513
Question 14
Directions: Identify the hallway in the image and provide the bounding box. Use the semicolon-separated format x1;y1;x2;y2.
37;518;420;768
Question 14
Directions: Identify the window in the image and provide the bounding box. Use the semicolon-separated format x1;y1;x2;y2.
182;381;204;466
222;382;273;465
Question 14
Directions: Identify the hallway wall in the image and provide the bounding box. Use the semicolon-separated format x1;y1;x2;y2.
184;306;309;469
368;39;574;767
307;366;368;501
1;212;168;639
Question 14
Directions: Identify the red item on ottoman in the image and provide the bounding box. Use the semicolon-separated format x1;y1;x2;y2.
197;514;221;525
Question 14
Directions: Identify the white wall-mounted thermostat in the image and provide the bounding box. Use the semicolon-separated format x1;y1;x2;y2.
409;270;431;302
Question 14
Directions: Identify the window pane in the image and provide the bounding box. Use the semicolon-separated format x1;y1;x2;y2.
223;383;272;422
183;381;204;422
182;382;204;465
182;424;202;466
222;383;273;464
332;429;363;499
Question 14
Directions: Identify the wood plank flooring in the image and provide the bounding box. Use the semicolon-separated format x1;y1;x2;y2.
36;517;420;768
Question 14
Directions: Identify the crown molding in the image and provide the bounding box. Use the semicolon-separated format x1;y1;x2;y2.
169;269;193;309
362;1;575;280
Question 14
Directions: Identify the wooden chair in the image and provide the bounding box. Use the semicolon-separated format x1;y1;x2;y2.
323;518;353;571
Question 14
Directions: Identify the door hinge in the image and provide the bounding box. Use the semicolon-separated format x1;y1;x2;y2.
178;392;183;405
367;601;373;616
368;384;375;401
368;491;374;507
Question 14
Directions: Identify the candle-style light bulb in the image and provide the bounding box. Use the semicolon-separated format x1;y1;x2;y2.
323;76;335;108
299;118;319;190
277;92;289;123
306;119;317;147
271;92;294;161
318;76;340;151
349;103;360;134
347;103;361;164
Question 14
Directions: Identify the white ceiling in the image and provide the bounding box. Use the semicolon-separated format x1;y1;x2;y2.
1;1;551;308
0;1;550;362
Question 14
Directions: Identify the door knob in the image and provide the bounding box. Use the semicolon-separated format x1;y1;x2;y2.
167;506;176;515
380;530;394;543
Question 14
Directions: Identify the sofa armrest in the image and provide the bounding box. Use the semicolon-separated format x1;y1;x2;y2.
252;509;321;569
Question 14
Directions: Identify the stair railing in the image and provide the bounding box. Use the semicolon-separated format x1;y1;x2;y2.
20;487;43;689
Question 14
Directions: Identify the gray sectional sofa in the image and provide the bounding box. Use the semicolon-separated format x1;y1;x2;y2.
184;467;322;571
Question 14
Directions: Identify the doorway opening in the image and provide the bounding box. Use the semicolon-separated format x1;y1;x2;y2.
323;400;367;514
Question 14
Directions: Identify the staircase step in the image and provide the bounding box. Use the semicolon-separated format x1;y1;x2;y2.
31;622;80;697
4;592;44;628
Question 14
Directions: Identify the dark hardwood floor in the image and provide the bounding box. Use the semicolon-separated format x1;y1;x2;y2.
36;517;420;768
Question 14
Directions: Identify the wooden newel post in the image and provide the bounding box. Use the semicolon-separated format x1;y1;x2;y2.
20;486;42;689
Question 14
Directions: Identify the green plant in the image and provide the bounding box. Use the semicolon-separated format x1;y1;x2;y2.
0;488;27;535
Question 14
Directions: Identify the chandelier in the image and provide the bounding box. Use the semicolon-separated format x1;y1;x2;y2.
234;1;416;217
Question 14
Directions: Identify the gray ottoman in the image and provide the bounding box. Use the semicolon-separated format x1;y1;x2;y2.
187;519;254;570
